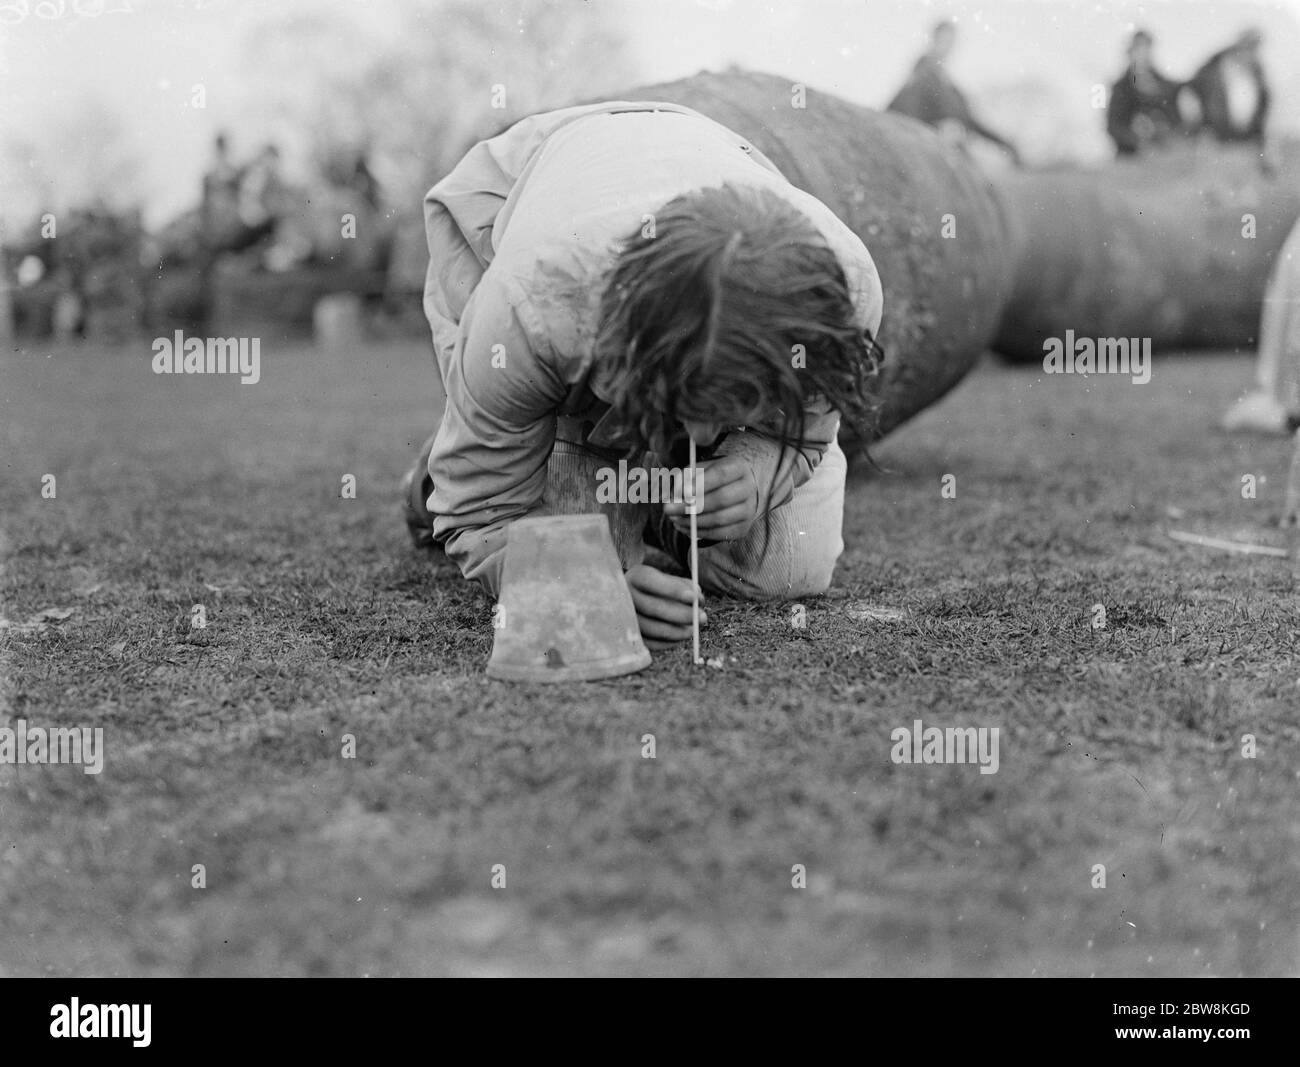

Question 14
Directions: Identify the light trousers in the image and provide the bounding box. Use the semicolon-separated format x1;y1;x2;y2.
537;437;847;601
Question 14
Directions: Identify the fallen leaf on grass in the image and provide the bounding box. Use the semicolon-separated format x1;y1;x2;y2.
32;607;75;622
0;607;77;633
845;602;908;622
1166;529;1289;558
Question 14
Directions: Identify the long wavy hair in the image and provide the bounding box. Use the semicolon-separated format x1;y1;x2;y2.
593;182;884;478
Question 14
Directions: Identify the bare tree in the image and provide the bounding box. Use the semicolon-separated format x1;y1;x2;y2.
237;0;637;213
2;99;144;235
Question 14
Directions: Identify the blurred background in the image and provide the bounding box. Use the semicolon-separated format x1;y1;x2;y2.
5;1;1300;980
2;0;1298;343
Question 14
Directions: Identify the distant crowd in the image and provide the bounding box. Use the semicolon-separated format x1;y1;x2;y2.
1107;28;1268;158
200;133;287;247
199;132;382;253
887;20;1273;165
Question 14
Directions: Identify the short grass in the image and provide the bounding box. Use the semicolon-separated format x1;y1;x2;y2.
2;336;1298;976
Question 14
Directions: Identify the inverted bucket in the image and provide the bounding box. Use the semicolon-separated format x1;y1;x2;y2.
487;514;652;682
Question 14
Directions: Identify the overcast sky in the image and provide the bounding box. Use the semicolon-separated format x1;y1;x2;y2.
3;0;1298;230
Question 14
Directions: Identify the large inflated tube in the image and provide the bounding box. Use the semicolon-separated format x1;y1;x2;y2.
616;69;1016;440
992;148;1300;362
609;70;1300;436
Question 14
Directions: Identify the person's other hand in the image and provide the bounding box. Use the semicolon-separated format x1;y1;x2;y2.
625;563;705;649
662;454;760;541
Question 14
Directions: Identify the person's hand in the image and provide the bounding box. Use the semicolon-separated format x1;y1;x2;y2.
625;563;705;650
662;454;760;541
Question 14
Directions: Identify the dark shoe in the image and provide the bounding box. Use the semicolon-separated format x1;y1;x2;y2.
402;434;447;561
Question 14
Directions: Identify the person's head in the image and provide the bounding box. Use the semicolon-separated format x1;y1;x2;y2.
1127;29;1153;66
594;182;884;464
1233;27;1263;57
930;19;957;60
214;131;230;157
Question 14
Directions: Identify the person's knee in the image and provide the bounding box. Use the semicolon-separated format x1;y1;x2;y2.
764;529;841;599
702;527;841;600
700;440;847;600
786;538;840;597
542;440;649;570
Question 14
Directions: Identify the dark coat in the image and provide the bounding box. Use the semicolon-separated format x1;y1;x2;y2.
888;55;977;128
887;54;1017;156
1186;47;1269;143
1106;65;1184;155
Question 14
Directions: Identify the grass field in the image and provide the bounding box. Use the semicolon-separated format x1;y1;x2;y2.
2;336;1298;977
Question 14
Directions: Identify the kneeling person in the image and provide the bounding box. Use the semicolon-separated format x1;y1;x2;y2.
406;101;885;647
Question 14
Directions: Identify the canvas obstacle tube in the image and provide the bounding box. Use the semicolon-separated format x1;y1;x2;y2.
992;149;1300;363
618;69;1016;441
615;70;1300;437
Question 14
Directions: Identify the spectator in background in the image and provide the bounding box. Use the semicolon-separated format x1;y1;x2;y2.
1185;28;1270;148
1222;216;1300;436
238;143;286;232
1106;29;1184;156
200;132;243;239
348;151;382;211
887;19;1021;165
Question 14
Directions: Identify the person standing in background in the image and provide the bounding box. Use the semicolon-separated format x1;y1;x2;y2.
200;132;244;241
238;143;286;233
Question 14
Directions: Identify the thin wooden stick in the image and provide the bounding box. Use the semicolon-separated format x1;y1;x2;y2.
689;437;702;664
1166;529;1289;558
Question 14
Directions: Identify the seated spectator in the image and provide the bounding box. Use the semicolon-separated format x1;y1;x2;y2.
1106;29;1184;156
1185;28;1270;147
887;20;1020;165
